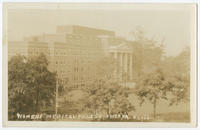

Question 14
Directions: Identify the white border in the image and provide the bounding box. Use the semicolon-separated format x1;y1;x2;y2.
0;0;199;128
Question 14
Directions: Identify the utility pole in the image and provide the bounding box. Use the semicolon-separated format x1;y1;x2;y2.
55;78;58;116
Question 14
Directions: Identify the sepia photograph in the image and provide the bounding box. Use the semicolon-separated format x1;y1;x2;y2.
2;2;197;127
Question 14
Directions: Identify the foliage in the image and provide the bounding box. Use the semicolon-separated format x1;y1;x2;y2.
136;69;170;118
167;74;190;106
83;80;135;116
57;79;65;96
112;87;135;114
132;27;190;110
131;27;164;81
8;55;33;120
162;47;190;105
136;47;190;118
8;53;57;120
93;56;116;80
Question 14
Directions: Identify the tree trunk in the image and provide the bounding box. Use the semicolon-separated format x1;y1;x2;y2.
94;108;97;115
107;102;110;119
35;85;39;113
153;98;157;119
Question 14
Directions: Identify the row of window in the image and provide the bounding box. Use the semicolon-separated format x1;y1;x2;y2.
54;43;102;50
28;49;102;56
56;66;94;74
55;48;99;54
66;34;101;41
54;59;96;65
58;74;95;82
8;51;28;55
11;47;103;57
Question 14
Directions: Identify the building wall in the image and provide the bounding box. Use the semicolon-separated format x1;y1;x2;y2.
26;32;105;89
8;25;134;89
57;25;115;36
8;41;28;60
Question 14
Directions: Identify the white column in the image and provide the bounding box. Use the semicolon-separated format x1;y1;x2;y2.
124;53;128;73
114;52;117;59
119;53;123;81
129;53;133;80
124;53;128;81
114;52;118;81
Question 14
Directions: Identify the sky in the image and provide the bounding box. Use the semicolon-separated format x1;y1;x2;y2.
6;3;196;56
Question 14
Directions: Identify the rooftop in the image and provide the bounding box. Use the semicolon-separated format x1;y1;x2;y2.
56;25;115;36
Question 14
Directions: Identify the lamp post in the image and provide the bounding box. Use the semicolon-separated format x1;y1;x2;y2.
55;78;59;116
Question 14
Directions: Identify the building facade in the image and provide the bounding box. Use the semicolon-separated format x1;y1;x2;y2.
8;25;134;89
8;41;28;60
109;43;133;81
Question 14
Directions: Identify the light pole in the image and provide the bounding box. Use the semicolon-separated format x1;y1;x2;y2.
55;78;59;116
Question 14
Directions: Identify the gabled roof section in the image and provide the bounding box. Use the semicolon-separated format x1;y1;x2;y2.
109;42;132;53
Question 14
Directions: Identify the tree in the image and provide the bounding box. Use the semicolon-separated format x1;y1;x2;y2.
27;53;57;114
83;80;135;119
8;53;57;120
8;55;33;120
167;74;190;106
93;56;116;80
83;80;110;115
162;47;190;106
136;69;169;119
130;26;164;82
57;79;65;96
112;87;135;114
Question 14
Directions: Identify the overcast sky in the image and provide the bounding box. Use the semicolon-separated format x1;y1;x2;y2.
6;3;196;56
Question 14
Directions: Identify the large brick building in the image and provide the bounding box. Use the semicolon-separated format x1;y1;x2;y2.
8;25;134;89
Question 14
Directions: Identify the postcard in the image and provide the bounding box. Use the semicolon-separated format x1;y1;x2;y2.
2;2;197;127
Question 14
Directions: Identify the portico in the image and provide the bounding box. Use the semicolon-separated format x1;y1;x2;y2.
109;43;133;81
